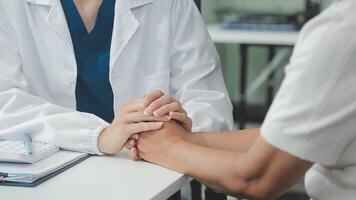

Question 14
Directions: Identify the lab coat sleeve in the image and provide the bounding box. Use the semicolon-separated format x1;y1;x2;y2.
0;18;108;155
169;0;233;131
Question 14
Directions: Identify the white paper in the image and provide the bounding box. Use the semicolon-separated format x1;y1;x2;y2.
0;151;88;183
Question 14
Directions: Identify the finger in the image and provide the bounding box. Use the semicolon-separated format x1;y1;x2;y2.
129;147;141;161
152;102;183;117
144;95;175;116
142;90;165;107
130;134;139;140
120;98;147;113
124;112;171;123
126;122;163;134
125;139;136;149
170;112;193;131
137;150;144;160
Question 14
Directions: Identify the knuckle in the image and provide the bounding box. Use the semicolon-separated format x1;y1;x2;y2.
144;92;154;100
159;106;168;113
156;89;164;95
149;102;159;109
163;95;173;101
170;112;178;118
172;100;180;105
123;125;132;133
172;102;180;108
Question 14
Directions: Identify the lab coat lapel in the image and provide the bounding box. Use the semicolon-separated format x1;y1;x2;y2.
22;0;73;50
110;0;153;68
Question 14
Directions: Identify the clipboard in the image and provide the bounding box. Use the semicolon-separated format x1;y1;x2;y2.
0;154;90;187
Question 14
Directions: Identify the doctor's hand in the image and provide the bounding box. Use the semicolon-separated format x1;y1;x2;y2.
136;121;189;166
125;90;192;160
97;98;171;155
143;90;192;131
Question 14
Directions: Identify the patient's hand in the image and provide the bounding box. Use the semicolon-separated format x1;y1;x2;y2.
125;90;192;160
136;121;189;165
98;97;170;155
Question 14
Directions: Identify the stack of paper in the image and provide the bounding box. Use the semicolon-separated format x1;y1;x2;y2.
0;151;88;184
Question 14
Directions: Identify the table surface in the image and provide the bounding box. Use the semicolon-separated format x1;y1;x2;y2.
207;24;300;46
0;151;190;200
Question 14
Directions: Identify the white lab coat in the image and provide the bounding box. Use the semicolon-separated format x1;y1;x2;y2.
0;0;233;154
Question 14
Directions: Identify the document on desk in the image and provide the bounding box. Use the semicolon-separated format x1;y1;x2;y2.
0;150;89;186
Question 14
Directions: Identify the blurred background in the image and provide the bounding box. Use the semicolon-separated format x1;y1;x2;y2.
202;0;332;106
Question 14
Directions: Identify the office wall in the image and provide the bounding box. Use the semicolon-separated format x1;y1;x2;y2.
202;0;333;104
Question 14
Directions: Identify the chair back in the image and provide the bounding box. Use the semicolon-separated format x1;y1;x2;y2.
194;0;201;12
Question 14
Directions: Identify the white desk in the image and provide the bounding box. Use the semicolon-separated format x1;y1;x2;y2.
0;151;190;200
207;24;299;129
207;24;299;45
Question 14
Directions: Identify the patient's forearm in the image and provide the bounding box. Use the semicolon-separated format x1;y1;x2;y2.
186;129;260;153
162;141;246;193
138;122;311;199
160;136;311;199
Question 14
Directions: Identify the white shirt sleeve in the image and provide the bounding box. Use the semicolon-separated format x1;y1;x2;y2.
169;0;233;132
0;16;108;155
261;5;356;166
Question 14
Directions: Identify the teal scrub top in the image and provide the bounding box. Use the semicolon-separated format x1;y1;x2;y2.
61;0;116;123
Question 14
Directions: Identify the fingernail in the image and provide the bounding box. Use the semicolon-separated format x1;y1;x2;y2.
163;115;171;120
153;111;160;117
130;140;134;145
144;109;151;116
169;111;173;116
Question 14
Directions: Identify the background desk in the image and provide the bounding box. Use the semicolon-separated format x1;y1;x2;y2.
207;24;299;45
207;24;299;129
0;151;190;200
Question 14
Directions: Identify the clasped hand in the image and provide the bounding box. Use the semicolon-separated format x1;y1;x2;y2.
98;89;192;156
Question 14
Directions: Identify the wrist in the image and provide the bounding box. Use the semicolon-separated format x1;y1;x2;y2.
98;125;127;154
184;132;202;144
94;124;110;155
98;126;111;154
169;139;188;156
184;132;192;142
164;139;192;174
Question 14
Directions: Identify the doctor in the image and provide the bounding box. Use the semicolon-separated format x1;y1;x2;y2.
0;0;232;155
